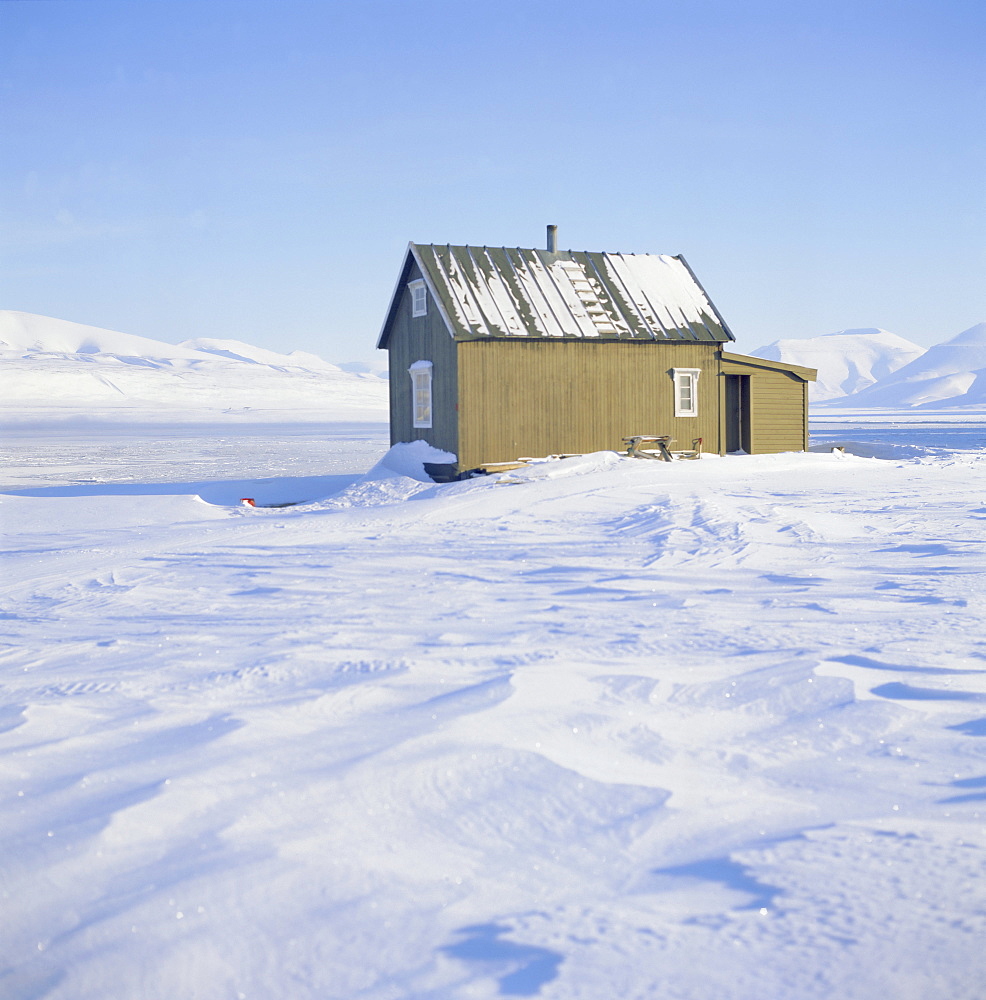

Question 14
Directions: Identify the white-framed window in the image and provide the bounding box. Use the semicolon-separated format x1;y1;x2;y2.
408;279;427;317
672;368;701;417
409;360;433;428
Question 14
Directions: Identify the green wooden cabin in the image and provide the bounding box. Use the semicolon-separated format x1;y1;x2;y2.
377;234;816;472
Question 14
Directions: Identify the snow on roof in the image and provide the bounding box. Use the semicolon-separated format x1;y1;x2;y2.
379;244;735;347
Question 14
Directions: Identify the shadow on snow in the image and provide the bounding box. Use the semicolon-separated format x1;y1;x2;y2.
2;474;362;507
441;923;563;997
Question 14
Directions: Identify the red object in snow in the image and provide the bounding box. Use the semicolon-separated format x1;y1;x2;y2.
240;498;256;507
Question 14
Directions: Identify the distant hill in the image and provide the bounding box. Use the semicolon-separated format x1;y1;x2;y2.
836;323;986;408
178;337;347;373
751;328;926;401
0;311;388;423
0;309;209;362
335;359;389;379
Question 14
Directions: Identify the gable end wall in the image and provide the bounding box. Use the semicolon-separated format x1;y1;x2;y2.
383;261;459;456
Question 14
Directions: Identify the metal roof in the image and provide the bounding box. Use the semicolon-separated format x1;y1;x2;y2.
378;243;736;348
720;351;817;381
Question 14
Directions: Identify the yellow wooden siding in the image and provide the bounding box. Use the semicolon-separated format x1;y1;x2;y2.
749;370;807;452
385;262;459;456
456;339;721;468
719;356;809;454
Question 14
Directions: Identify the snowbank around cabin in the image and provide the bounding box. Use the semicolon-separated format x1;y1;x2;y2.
509;448;629;480
371;447;667;487
369;440;458;482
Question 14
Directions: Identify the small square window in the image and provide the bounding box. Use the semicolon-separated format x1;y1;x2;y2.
409;279;427;317
672;368;701;417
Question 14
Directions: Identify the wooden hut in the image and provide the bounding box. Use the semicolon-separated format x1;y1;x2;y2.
377;231;816;472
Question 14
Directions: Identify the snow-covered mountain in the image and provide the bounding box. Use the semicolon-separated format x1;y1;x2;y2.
178;336;348;374
751;328;926;401
0;310;388;423
752;323;986;408
833;322;986;408
335;359;390;379
1;309;211;362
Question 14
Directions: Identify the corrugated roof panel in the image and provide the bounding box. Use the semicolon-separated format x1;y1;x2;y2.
515;249;582;337
502;248;560;337
486;247;551;338
603;254;684;337
415;245;466;337
697;311;727;341
582;251;659;339
473;247;531;337
676;255;734;342
544;253;610;337
453;245;510;336
616;254;723;341
552;254;623;336
546;259;598;336
431;246;490;336
574;252;638;338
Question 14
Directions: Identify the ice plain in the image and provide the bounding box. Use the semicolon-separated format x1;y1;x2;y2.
2;335;986;998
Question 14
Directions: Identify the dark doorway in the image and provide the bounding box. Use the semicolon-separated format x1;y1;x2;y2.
725;374;751;453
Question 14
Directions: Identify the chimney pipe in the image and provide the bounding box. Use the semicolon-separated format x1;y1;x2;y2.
546;224;557;253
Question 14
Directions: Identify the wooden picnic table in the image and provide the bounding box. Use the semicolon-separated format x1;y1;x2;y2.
623;436;703;462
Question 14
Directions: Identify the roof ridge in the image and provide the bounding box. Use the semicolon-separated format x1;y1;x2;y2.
417;242;670;257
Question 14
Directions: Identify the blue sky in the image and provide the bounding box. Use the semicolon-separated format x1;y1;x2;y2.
2;0;983;359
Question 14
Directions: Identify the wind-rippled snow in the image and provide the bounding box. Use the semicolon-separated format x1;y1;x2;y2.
2;423;985;1000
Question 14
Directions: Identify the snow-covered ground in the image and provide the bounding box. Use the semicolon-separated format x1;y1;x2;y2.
3;414;986;999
